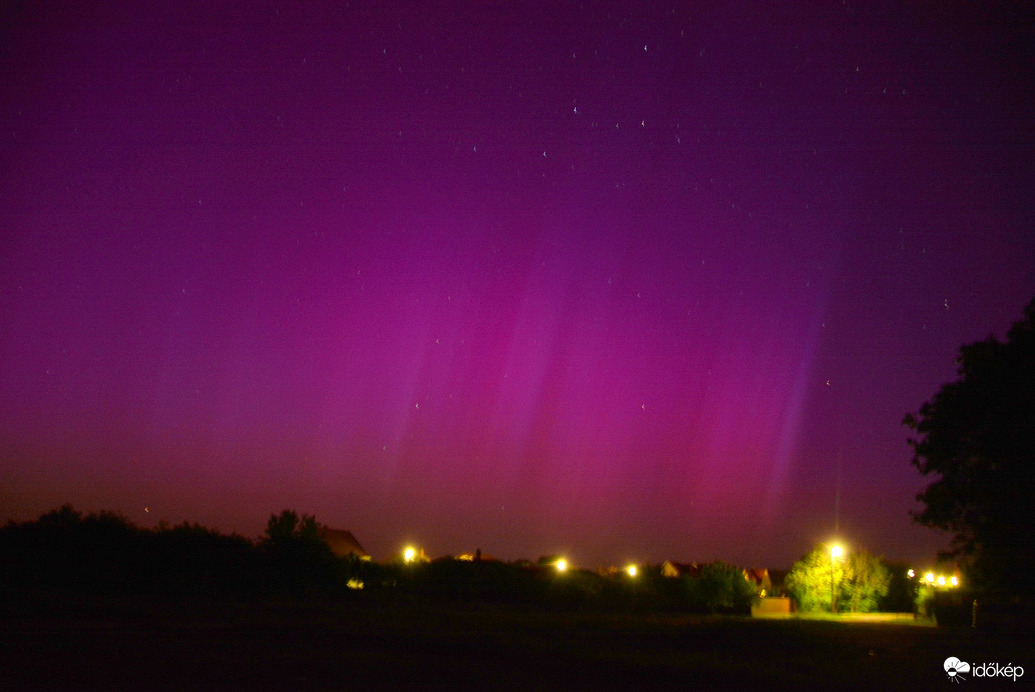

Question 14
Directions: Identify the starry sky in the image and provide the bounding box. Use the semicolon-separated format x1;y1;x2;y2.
2;2;1033;568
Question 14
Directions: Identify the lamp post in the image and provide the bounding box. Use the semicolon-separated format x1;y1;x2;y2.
830;544;843;613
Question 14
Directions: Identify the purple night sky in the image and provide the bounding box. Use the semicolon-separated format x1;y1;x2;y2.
2;2;1033;568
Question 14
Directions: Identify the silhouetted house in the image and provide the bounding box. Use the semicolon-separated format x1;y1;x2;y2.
457;549;500;562
744;568;773;595
317;526;370;560
662;561;702;578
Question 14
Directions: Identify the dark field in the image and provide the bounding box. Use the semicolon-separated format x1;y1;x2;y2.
1;592;1029;691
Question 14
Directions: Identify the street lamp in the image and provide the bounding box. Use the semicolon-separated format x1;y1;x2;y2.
830;544;844;613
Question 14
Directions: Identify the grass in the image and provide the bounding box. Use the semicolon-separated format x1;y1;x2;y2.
782;611;932;624
1;591;1029;690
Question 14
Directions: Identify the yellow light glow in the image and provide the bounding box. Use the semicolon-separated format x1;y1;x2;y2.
346;579;364;590
925;572;935;584
626;564;638;577
555;559;567;572
830;544;843;559
403;546;416;563
937;576;946;586
950;576;959;587
907;569;915;578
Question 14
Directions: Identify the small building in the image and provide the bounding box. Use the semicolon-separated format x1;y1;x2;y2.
752;597;793;617
744;568;773;596
456;549;500;562
661;561;702;578
317;526;370;560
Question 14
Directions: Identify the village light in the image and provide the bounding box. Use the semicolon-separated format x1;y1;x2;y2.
403;546;417;563
907;569;915;578
950;576;959;587
925;572;936;584
555;559;567;572
626;564;638;578
937;575;946;587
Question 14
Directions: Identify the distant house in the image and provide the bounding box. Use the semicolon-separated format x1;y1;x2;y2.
316;526;370;560
456;549;500;562
662;561;702;578
663;562;772;593
744;568;773;596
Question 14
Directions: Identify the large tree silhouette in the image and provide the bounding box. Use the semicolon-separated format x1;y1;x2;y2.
261;509;342;591
904;296;1035;591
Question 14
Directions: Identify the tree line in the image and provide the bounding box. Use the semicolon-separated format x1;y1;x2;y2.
3;504;927;614
1;505;766;612
0;506;371;595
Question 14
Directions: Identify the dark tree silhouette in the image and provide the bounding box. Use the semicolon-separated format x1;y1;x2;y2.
904;296;1035;591
0;505;145;591
685;561;760;614
261;509;342;591
146;521;259;593
0;506;263;594
265;509;303;541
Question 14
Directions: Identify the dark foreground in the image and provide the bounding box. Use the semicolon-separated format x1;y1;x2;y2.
1;592;1029;691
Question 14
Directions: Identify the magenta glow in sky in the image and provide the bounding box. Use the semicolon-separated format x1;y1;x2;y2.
3;2;1033;567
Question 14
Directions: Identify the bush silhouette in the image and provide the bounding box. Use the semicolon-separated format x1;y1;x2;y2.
685;562;759;614
0;505;146;591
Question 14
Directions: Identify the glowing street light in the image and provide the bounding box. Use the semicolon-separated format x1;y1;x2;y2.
403;546;417;563
830;543;844;613
626;564;638;578
555;558;567;572
917;569;959;589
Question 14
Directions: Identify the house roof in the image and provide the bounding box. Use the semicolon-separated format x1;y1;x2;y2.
317;526;369;559
745;568;772;586
662;560;702;577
